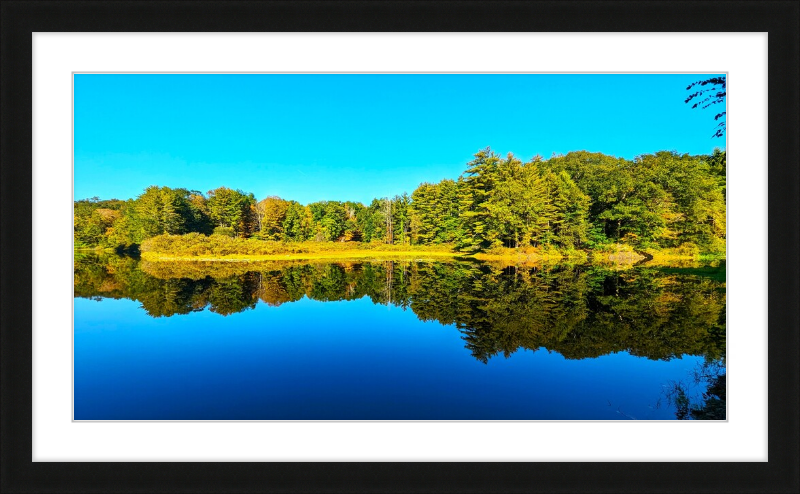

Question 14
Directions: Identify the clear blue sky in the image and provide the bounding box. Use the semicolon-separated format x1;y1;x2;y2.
74;74;725;204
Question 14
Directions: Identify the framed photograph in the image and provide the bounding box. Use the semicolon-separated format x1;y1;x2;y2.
71;71;730;423
2;1;797;493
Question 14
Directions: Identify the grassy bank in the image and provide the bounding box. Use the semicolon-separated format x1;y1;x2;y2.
74;245;113;252
140;234;583;263
142;250;466;262
136;233;724;264
140;233;468;262
642;243;726;262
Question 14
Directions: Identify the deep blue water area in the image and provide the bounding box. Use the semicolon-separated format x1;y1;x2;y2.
73;256;726;420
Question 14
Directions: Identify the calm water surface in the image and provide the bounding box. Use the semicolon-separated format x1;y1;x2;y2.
74;254;726;420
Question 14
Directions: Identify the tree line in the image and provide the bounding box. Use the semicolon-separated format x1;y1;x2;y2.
75;148;726;253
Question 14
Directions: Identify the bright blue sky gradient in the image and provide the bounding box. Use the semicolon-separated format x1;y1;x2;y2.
75;74;725;204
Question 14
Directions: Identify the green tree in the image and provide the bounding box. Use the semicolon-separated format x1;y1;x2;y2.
321;201;347;241
392;193;411;245
542;170;590;248
255;196;290;240
704;148;726;198
74;197;123;246
543;151;674;246
410;179;464;245
186;191;213;234
357;201;380;242
457;148;502;250
342;201;365;242
206;187;257;237
367;198;388;244
435;179;465;244
410;183;439;244
641;151;726;251
282;202;313;241
133;186;193;238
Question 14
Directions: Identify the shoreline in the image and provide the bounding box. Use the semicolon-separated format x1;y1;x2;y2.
139;249;723;264
141;250;468;262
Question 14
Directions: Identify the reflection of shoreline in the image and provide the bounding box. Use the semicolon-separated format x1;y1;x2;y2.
138;258;725;281
140;250;576;264
74;254;726;364
665;360;727;420
142;250;465;262
141;250;718;269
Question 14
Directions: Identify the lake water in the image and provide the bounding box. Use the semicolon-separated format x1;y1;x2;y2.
74;254;726;420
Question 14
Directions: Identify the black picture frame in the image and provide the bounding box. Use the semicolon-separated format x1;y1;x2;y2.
2;1;798;493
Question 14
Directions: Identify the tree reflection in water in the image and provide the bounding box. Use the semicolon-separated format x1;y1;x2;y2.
74;253;726;365
665;359;726;420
